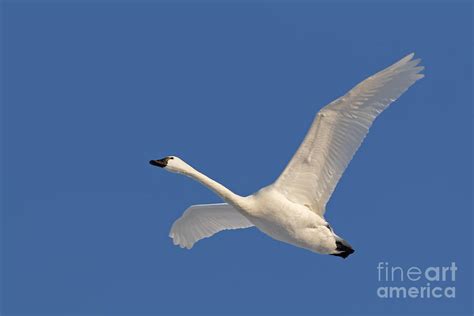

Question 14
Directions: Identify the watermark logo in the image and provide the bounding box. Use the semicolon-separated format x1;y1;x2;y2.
376;262;457;299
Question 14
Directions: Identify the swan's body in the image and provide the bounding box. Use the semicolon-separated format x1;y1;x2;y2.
244;187;335;254
150;53;424;258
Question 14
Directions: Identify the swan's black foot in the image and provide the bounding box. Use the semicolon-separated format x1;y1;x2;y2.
330;240;355;259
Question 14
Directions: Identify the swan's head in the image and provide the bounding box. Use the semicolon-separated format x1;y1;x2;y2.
149;156;191;174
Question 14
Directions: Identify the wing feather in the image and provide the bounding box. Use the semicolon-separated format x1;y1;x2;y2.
273;53;424;216
169;203;254;249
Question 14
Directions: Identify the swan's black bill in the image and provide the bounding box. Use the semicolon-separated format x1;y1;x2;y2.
330;240;355;259
149;158;168;168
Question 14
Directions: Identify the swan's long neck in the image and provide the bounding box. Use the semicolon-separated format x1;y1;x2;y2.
181;167;243;206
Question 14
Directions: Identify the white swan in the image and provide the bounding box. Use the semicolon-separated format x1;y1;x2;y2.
150;53;424;258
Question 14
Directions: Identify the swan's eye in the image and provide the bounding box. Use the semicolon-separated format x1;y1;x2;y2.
169;157;174;160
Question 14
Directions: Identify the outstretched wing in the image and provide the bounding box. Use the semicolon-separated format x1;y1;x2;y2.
169;203;254;249
273;53;424;216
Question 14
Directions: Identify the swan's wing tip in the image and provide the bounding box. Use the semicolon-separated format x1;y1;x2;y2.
403;52;416;62
397;53;424;71
169;233;194;249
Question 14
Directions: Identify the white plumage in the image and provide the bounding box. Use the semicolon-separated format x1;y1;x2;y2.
150;53;424;258
274;53;423;215
169;203;253;249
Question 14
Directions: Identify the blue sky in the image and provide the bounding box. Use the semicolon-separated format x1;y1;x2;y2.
1;1;472;315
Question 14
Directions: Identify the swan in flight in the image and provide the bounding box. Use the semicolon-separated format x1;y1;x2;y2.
150;53;424;258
